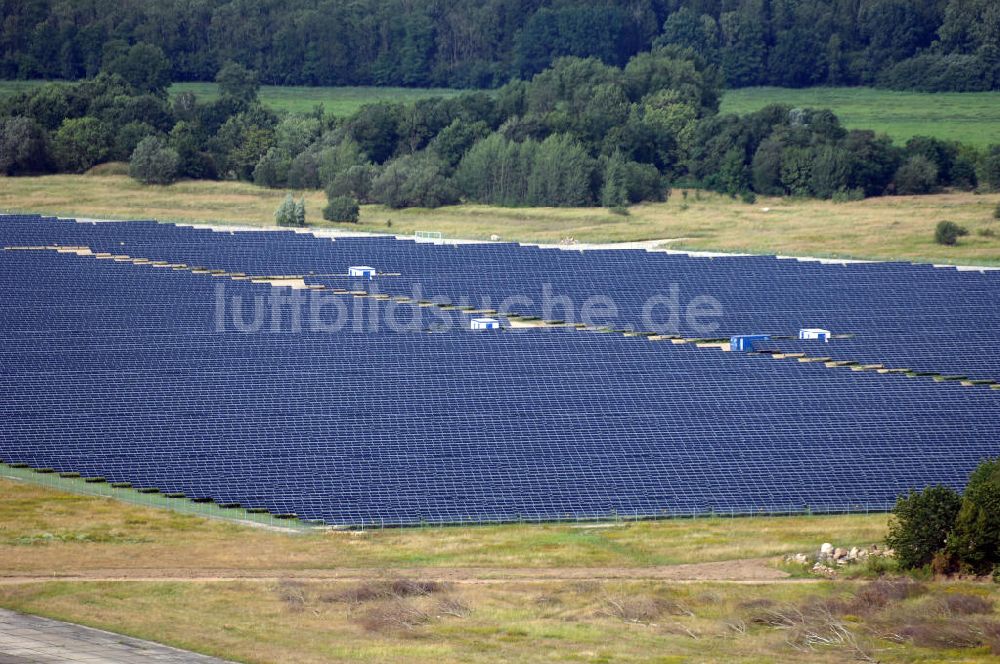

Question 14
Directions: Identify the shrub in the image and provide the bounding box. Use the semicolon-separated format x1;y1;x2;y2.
894;155;939;195
128;136;179;185
935;220;968;246
994;203;1000;220
323;195;360;223
949;458;1000;575
293;196;306;227
112;121;157;162
939;594;994;616
886;485;961;569
286;151;321;189
979;146;1000;191
371;152;457;209
849;578;925;615
252;147;290;188
0;116;49;175
623;161;668;203
274;193;306;227
328;164;378;203
52;117;112;173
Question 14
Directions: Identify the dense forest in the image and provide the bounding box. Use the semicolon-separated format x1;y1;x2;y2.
1;0;998;91
4;47;998;213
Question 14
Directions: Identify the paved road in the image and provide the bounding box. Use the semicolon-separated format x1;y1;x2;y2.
0;608;234;663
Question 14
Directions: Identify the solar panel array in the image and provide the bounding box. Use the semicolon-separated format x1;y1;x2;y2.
1;214;998;525
4;214;998;380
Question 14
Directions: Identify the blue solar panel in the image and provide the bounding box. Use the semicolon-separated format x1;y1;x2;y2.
1;214;998;526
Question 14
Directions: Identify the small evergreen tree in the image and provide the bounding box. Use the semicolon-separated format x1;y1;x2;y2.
935;220;968;245
274;193;297;227
886;485;962;569
601;151;629;210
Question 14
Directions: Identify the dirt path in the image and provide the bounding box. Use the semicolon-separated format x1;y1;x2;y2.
0;559;820;585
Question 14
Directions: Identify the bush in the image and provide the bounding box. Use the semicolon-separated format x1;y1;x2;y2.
949;458;1000;575
323;195;360;223
52;117;112;173
287;151;321;189
994;203;1000;220
328;164;378;203
128;136;179;185
895;155;939;195
371;152;457;209
935;220;969;246
980;146;1000;191
0;116;49;175
274;193;306;227
253;147;290;188
623;161;668;203
886;485;962;569
112;121;157;162
527;134;596;207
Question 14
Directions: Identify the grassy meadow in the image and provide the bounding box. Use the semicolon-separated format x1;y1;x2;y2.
4;80;999;144
0;80;466;117
3;478;1000;663
170;82;467;115
3;173;999;265
721;86;1000;148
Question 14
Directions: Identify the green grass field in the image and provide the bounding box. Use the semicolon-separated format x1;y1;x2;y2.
4;80;999;143
0;80;466;117
171;82;466;115
721;86;1000;148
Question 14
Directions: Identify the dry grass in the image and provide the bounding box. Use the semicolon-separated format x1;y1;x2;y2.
2;577;999;663
2;174;999;265
0;480;995;663
0;478;888;574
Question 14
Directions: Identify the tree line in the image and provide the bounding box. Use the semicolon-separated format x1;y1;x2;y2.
2;48;1000;213
1;0;998;92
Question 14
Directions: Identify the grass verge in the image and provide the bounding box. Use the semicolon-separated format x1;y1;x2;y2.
2;175;999;265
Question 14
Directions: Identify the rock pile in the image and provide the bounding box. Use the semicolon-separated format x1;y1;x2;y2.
783;542;894;577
